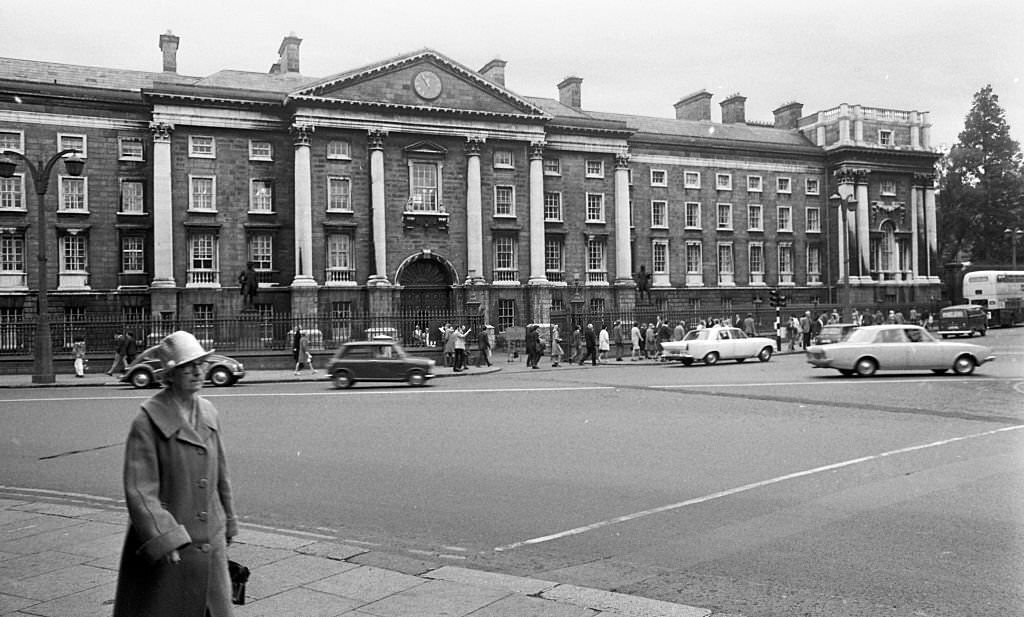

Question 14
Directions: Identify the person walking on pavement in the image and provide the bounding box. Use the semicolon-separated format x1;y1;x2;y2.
112;330;238;617
645;323;657;359
524;324;540;369
107;331;129;376
72;335;87;378
550;324;563;367
475;324;493;367
800;311;812;350
742;313;756;336
125;331;138;365
569;325;583;364
612;320;624;361
442;323;455;368
579;323;598;366
597;323;610;363
452;325;469;372
293;330;317;376
630;322;642;360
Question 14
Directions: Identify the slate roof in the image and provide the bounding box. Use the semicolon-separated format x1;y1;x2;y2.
0;57;198;91
193;70;316;93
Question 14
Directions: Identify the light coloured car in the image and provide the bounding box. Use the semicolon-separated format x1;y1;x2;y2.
806;324;995;376
660;326;776;365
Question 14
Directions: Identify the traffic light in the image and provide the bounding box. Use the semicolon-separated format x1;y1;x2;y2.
777;293;787;308
769;288;779;308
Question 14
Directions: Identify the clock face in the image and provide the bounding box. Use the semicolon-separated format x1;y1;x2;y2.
413;70;442;100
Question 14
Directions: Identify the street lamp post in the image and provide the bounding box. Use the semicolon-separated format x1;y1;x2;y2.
0;149;85;383
1005;227;1024;269
830;192;858;321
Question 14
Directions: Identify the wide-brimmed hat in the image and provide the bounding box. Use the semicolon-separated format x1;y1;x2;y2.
158;330;214;372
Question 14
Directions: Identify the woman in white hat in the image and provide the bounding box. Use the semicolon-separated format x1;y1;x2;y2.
113;330;238;617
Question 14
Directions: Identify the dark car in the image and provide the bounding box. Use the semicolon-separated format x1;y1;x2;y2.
120;345;246;388
811;323;857;346
937;304;988;338
326;337;435;388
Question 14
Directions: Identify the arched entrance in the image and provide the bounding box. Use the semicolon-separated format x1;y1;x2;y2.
396;253;456;313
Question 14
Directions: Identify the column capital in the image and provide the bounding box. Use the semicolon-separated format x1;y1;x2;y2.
834;167;870;184
368;129;387;150
913;171;936;187
148;121;174;143
290;123;314;147
465;136;484;157
529;141;546;160
615;152;631;169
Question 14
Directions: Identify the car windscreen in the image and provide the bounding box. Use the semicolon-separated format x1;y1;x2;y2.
844;329;878;344
941;309;966;318
684;330;709;341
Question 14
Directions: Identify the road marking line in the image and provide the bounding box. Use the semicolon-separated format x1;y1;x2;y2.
652;377;1008;389
493;424;1024;552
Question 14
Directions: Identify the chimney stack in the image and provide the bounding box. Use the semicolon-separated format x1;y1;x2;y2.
557;76;582;109
479;59;507;87
773;102;804;129
159;31;180;73
674;90;713;121
720;93;747;124
272;33;302;74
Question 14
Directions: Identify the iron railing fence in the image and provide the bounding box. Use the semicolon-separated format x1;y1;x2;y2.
0;301;937;357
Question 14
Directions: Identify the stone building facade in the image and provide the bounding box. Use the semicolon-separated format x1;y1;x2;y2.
0;33;942;331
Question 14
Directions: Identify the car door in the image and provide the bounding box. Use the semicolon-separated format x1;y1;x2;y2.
716;329;737;359
903;327;945;368
344;345;373;379
871;328;910;369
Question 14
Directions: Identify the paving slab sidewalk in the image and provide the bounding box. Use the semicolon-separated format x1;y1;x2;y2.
0;497;711;617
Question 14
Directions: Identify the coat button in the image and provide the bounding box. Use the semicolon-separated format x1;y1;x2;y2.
200;543;211;553
197;478;209;488
197;511;208;521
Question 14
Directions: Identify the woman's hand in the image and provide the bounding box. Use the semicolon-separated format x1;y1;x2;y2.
164;549;181;565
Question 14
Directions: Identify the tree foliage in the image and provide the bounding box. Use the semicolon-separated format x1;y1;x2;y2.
938;85;1024;265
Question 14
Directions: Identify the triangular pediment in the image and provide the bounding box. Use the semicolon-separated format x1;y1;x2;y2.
289;49;548;119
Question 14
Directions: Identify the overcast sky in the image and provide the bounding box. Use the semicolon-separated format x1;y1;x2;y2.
3;0;1021;150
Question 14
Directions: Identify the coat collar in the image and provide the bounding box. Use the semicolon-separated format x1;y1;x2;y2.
142;390;217;446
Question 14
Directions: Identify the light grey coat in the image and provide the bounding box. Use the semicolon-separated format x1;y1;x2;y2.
113;389;238;617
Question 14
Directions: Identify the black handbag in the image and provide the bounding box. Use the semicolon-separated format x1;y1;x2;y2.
228;560;250;605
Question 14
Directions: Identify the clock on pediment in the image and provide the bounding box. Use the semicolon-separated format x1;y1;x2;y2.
412;70;442;100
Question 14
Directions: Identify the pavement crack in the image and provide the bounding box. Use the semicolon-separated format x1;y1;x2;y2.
38;442;123;460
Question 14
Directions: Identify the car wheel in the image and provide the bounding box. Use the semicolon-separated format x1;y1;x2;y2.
980;328;987;337
332;370;354;389
735;358;745;363
703;351;719;366
407;369;426;387
130;370;153;389
681;358;694;366
941;334;949;339
952;355;976;375
931;368;948;375
968;329;976;338
757;346;773;362
854;357;877;377
838;369;855;376
209;367;233;387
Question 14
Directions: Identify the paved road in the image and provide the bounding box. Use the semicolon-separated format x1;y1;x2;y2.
1;329;1022;616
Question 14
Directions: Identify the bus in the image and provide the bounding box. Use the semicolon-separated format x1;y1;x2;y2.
962;270;1024;326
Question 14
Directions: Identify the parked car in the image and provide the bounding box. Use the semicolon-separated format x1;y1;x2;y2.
660;326;776;365
812;323;857;346
806;324;995;377
121;345;246;388
327;337;435;388
937;304;988;338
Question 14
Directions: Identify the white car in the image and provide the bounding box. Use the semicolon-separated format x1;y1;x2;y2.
660;326;776;365
806;324;995;376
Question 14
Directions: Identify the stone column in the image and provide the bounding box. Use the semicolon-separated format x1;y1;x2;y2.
149;122;175;288
855;171;871;280
290;123;318;318
527;141;547;285
148;122;177;318
613;153;633;284
464;137;484;283
910;175;923;280
924;180;938;281
290;123;316;288
368;129;390;287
